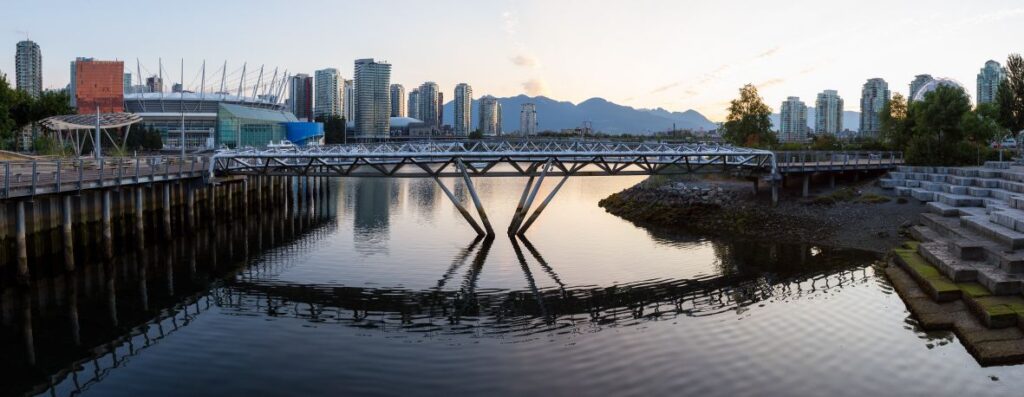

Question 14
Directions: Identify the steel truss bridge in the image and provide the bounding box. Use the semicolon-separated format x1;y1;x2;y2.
210;141;778;236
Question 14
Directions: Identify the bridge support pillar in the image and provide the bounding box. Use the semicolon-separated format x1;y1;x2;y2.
15;200;28;281
242;178;249;220
854;172;860;182
186;184;195;229
62;195;74;272
802;174;810;198
434;177;485;236
162;183;172;236
752;179;759;195
457;160;494;236
518;174;570;235
771;182;779;206
135;187;145;246
829;174;836;189
102;190;113;259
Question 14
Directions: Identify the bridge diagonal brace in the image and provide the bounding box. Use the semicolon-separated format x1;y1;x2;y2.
457;159;495;236
509;159;552;234
517;171;571;235
433;176;486;236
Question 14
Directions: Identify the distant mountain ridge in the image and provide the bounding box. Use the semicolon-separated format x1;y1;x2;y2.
441;95;718;134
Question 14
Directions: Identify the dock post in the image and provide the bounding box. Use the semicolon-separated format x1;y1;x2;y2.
62;195;74;272
162;183;172;236
802;174;810;198
102;190;112;259
829;174;836;189
771;180;779;206
16;201;28;281
135;187;145;245
242;178;249;219
186;183;195;229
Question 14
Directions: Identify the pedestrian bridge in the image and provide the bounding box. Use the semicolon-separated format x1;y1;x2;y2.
210;140;902;237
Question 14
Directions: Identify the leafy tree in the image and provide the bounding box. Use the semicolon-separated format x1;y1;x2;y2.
810;133;840;150
720;84;776;147
996;53;1024;136
316;115;346;144
903;84;979;165
143;127;163;150
879;93;912;150
0;74;16;147
468;129;483;140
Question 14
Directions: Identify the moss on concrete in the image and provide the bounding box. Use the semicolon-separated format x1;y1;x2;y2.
959;282;992;299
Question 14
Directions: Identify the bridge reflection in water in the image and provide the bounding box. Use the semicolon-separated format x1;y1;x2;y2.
0;180;879;397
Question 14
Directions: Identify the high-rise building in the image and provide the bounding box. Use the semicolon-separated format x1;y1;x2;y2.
314;68;342;119
909;74;933;100
417;82;441;127
779;97;808;142
73;59;124;114
353;58;392;138
859;78;890;137
453;83;473;136
146;75;163;93
343;79;355;121
814;90;843;135
172;83;184;93
289;74;313;121
478;95;502;136
977;60;1006;105
408;89;421;119
520;103;537;136
390;84;406;117
69;57;94;107
123;73;132;94
15;40;42;97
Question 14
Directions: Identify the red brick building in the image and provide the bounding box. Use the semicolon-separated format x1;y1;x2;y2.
75;60;124;114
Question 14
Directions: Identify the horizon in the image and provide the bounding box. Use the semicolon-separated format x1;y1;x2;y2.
3;0;1022;122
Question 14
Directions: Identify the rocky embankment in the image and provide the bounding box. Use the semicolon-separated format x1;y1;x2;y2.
599;177;924;253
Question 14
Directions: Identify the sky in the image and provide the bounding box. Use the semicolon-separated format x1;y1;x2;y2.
2;0;1023;121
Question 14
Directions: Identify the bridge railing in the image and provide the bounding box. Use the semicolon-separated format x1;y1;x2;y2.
0;155;209;199
773;150;903;168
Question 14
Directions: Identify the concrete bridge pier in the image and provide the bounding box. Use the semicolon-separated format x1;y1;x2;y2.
62;195;74;272
752;179;759;195
162;184;172;236
15;200;28;281
102;190;113;259
771;181;779;206
208;184;217;222
802;174;810;198
829;174;836;189
135;187;145;246
242;178;249;219
186;184;195;229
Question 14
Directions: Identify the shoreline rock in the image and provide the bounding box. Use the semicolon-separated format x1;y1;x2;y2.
598;176;924;254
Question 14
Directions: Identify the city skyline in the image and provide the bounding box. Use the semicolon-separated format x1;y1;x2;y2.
3;0;1024;121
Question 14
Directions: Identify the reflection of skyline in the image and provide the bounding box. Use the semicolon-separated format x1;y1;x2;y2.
352;178;394;253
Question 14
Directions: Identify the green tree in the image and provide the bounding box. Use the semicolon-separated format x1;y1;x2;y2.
904;84;976;165
469;129;483;140
810;133;839;150
0;74;16;147
720;84;776;147
316;115;346;144
879;92;912;150
997;53;1024;137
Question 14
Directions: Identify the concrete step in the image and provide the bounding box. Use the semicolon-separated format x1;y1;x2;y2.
990;208;1024;233
912;188;937;202
919;242;980;282
976;265;1024;295
922;213;973;240
879;178;898;189
936;193;984;207
986;161;1013;169
958;207;989;217
910;225;942;242
962;215;1024;250
926;201;959;217
968;187;992;197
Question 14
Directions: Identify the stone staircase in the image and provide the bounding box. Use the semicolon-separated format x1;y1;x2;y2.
881;161;1024;297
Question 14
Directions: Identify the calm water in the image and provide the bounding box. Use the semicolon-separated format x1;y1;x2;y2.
2;176;1023;396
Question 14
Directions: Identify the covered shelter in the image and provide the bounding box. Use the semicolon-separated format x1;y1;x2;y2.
39;112;142;157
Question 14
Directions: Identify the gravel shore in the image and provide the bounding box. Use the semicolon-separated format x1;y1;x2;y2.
598;174;924;253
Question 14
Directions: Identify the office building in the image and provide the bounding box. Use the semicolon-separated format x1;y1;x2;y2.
478;95;502;136
977;60;1006;105
146;75;163;93
343;79;355;121
408;88;420;119
859;78;890;137
289;73;313;121
73;59;124;114
353;58;392;138
814;90;843;135
909;74;933;101
417;82;441;127
314;68;342;119
779;96;808;142
390;84;406;117
453;83;473;136
520;103;537;135
15;40;42;97
123;73;132;94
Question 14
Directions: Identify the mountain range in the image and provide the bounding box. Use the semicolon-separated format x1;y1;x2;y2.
441;95;718;134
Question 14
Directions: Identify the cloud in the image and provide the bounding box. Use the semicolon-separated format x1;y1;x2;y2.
755;46;781;59
756;78;785;88
510;55;538;68
650;82;682;94
502;11;519;35
522;79;548;96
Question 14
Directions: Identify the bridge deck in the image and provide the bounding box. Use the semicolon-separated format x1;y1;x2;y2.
0;156;207;199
